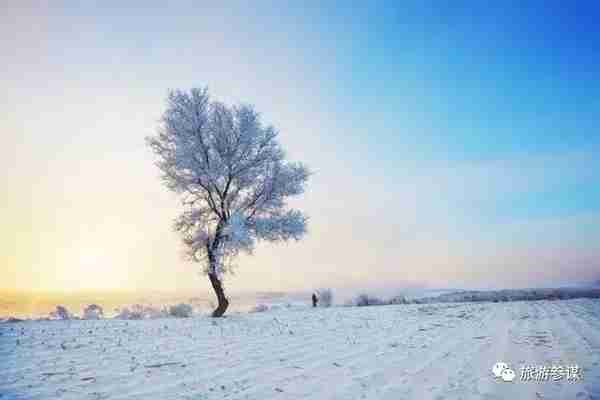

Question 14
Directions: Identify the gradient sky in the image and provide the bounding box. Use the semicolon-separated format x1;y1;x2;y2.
2;1;599;295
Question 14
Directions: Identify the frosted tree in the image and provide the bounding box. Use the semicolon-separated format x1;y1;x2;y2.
147;87;309;317
83;304;104;320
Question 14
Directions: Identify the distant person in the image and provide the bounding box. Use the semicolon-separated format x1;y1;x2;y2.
312;292;318;307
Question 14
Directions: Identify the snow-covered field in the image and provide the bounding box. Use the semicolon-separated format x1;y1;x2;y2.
1;299;599;400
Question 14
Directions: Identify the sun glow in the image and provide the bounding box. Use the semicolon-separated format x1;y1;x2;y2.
78;248;105;270
51;243;128;292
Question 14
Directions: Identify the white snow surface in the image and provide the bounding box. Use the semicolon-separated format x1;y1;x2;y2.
1;299;599;399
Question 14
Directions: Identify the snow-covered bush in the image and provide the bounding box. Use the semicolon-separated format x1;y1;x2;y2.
353;294;386;307
318;288;334;307
250;304;269;313
114;307;137;320
115;304;167;320
50;305;73;320
388;295;408;305
168;303;193;318
83;304;104;320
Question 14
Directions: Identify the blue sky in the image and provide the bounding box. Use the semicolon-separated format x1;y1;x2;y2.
1;1;599;293
309;1;600;222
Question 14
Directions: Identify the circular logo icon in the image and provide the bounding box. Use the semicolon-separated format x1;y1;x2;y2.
492;362;509;378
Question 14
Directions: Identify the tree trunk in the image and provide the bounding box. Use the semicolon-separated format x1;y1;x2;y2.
207;222;229;317
208;273;229;317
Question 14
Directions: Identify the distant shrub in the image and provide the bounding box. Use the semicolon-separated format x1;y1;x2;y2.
83;304;104;320
50;305;73;320
388;295;408;305
114;307;138;320
115;304;167;320
354;294;386;307
250;304;269;313
168;303;193;318
318;288;334;307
